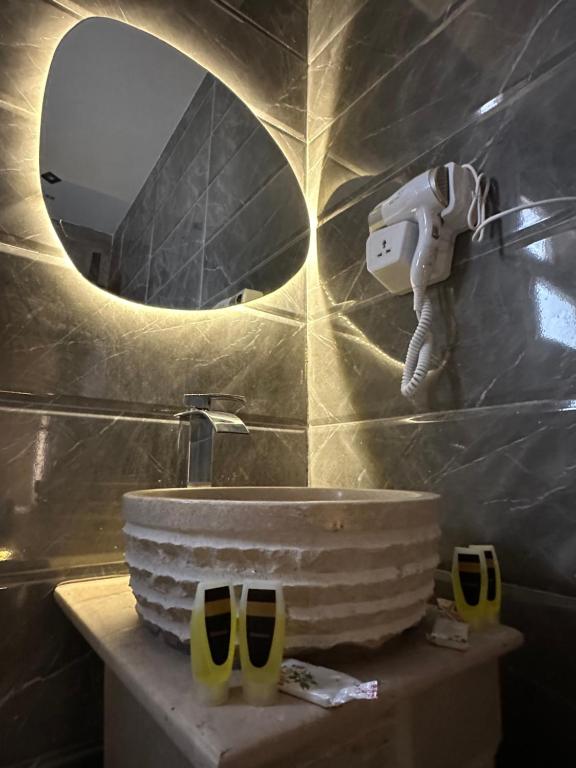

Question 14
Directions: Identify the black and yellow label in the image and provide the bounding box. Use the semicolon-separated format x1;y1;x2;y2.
246;588;276;668
457;552;483;606
204;586;232;666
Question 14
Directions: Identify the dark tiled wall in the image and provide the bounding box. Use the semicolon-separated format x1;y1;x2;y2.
114;75;308;308
307;0;576;763
0;1;307;765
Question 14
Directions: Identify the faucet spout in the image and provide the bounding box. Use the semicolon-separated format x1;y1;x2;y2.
188;408;250;434
176;394;250;486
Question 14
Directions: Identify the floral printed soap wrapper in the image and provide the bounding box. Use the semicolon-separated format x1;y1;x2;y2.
279;659;378;708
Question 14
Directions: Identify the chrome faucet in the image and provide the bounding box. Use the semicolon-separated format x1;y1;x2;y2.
176;394;249;487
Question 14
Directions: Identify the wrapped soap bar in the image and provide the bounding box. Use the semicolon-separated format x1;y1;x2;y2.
279;659;378;708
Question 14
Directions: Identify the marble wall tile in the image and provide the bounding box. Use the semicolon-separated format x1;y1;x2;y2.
204;127;287;242
307;0;369;62
0;405;307;582
0;249;307;425
310;405;576;597
147;249;203;309
0;0;77;113
151;148;210;253
202;167;309;305
0;407;184;576
153;90;213;211
308;0;464;140
309;0;576;219
209;90;261;182
120;222;152;294
213;425;307;487
148;203;205;295
0;106;60;251
218;0;308;58
0;579;103;767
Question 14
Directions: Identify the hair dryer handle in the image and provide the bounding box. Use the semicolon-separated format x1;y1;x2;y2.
410;207;440;294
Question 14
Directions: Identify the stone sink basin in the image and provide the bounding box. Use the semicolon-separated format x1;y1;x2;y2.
122;487;440;653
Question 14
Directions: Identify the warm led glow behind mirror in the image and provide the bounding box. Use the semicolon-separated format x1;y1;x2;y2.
40;18;309;310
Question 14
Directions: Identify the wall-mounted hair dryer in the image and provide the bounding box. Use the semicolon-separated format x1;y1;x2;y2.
366;162;576;399
366;163;479;398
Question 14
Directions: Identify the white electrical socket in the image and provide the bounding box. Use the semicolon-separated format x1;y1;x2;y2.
366;219;419;295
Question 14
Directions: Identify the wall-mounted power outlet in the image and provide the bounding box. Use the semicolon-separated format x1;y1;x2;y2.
365;219;419;295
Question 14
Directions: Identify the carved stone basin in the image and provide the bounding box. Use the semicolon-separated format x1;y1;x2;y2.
122;487;440;653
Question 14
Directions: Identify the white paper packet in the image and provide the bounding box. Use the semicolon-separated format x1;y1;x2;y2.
279;659;378;708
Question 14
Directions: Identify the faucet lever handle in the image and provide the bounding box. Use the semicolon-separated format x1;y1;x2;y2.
183;393;246;410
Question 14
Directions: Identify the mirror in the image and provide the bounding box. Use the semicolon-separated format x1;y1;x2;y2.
40;19;309;310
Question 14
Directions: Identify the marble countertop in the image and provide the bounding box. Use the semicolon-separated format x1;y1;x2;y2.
55;576;522;768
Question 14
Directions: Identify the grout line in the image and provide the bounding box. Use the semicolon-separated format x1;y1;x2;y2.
0;392;307;429
309;398;576;431
0;98;35;118
307;0;371;64
212;0;307;62
198;85;217;308
0;239;68;268
39;0;86;19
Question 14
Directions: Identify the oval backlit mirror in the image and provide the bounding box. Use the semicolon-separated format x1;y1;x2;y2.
40;18;309;310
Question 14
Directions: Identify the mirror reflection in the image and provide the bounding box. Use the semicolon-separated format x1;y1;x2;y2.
40;18;309;310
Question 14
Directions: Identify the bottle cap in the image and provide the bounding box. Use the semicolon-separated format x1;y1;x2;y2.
196;680;229;707
243;680;278;706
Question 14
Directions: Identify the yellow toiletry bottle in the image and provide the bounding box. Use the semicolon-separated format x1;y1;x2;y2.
238;583;285;706
470;544;502;625
190;582;237;705
451;547;488;630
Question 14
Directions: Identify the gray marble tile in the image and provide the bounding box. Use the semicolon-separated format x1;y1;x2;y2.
213;79;237;126
204;125;287;242
0;407;184;576
0;249;307;425
148;249;203;309
308;0;369;61
120;221;152;293
152;145;209;251
209;98;260;183
218;0;308;58
308;0;464;139
204;235;309;315
203;166;309;304
155;74;215;173
310;404;576;597
154;87;213;209
121;264;148;304
0;106;57;251
0;0;77;114
0;579;103;767
310;0;576;219
148;204;205;296
71;0;307;138
259;119;306;190
212;425;307;486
